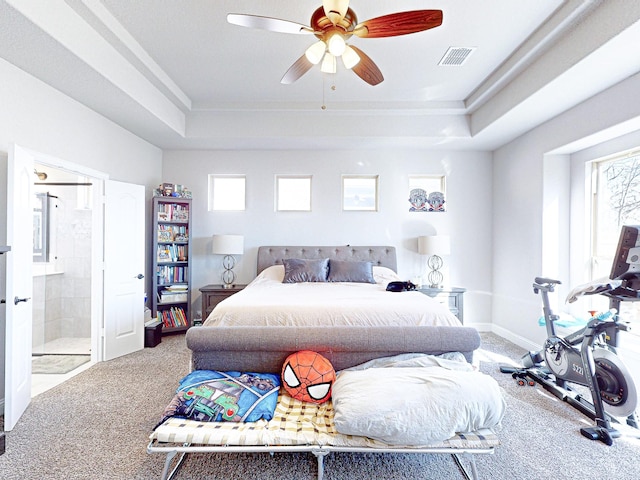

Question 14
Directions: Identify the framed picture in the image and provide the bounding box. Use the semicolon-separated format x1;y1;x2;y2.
342;175;379;211
408;175;446;212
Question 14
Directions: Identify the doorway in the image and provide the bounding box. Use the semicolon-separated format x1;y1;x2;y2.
5;143;145;430
30;164;95;396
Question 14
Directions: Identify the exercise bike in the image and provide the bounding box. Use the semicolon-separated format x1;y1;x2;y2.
501;277;639;445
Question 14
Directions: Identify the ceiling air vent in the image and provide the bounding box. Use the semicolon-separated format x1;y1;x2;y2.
438;47;476;66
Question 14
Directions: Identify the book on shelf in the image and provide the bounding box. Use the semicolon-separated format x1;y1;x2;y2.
157;226;173;242
156;244;188;262
173;226;189;242
157;203;190;223
157;225;189;243
156;265;188;284
157;246;172;262
158;306;188;328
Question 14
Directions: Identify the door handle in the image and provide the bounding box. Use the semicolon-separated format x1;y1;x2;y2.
136;274;145;279
14;296;30;305
1;299;5;304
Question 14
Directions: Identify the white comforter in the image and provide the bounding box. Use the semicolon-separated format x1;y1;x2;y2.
203;265;461;327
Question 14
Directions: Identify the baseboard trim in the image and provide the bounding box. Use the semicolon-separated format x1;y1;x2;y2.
490;324;539;352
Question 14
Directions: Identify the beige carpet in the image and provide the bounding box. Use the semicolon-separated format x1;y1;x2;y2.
1;332;640;479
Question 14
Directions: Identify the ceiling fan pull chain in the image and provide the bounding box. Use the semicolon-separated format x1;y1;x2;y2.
321;74;327;110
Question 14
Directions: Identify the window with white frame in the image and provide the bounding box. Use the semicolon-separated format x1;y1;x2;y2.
342;175;378;211
275;175;312;211
590;152;640;280
589;151;640;319
589;150;640;386
209;175;246;211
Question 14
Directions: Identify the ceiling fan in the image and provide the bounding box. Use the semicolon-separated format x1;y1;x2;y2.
227;0;443;86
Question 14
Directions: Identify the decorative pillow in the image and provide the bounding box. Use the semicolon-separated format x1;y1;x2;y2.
332;366;506;445
157;370;280;427
327;260;375;283
281;350;336;404
282;258;329;283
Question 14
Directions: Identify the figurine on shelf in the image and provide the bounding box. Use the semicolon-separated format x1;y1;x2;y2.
154;183;192;198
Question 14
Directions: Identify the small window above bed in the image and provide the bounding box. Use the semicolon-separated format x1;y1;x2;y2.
209;175;246;211
342;175;378;212
275;175;312;212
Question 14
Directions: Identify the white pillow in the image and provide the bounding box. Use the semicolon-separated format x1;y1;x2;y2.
372;266;401;284
254;265;285;282
332;366;505;445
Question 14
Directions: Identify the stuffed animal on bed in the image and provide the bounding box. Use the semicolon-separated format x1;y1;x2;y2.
281;350;336;404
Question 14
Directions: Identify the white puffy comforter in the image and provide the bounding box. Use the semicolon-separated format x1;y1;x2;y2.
332;354;506;445
203;265;461;327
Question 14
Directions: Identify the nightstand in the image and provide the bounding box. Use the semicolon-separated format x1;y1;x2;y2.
199;284;246;323
419;286;466;323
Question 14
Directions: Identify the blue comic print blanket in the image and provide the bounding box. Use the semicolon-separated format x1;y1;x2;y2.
156;370;280;427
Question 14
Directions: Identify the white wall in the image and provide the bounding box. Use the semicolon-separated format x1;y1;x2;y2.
0;58;163;407
492;72;640;350
162;150;494;327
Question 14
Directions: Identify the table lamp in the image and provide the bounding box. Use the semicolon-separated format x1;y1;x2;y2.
212;234;244;288
418;235;451;288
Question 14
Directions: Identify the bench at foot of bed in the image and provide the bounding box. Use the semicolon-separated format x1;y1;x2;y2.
148;429;498;480
148;412;499;480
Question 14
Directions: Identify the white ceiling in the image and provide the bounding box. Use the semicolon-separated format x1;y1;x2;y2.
2;0;640;151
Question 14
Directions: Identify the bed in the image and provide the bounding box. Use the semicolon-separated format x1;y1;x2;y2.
204;246;461;328
148;246;503;480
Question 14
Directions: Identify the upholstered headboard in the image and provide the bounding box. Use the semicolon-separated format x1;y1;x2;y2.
256;246;397;274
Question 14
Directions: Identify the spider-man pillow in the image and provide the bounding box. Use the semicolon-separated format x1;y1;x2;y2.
281;350;336;404
157;370;280;427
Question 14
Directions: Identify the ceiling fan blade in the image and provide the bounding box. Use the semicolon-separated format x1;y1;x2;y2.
353;10;443;38
323;0;349;25
281;55;314;84
349;46;383;86
227;14;314;34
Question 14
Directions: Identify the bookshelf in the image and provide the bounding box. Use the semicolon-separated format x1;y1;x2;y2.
151;196;192;333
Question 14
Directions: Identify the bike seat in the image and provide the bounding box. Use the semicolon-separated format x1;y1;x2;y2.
534;277;562;286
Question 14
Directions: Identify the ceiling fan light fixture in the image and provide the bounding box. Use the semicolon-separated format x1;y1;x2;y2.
323;0;349;25
320;52;337;73
341;45;360;69
327;33;346;56
305;40;327;64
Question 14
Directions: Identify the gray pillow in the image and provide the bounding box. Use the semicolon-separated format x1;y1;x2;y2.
327;260;375;283
282;258;329;283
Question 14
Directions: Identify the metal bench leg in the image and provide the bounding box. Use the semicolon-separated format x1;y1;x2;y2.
160;447;189;480
312;448;331;480
452;453;479;480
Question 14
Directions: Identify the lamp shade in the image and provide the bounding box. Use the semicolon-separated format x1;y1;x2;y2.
212;234;244;255
418;235;451;255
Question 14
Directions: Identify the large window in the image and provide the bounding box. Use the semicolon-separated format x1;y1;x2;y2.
590;151;640;321
591;152;640;280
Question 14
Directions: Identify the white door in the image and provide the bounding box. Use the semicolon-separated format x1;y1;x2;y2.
4;144;35;431
103;180;145;361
